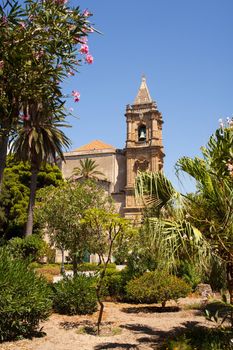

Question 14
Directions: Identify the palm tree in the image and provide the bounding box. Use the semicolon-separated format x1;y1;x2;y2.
136;171;209;272
11;101;70;236
136;125;233;304
72;158;105;180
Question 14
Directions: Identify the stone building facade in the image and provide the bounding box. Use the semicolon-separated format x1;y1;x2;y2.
60;77;165;220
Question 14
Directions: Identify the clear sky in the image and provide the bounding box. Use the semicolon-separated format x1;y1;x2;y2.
64;0;233;192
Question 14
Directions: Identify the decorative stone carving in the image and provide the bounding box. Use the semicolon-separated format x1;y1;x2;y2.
134;159;149;172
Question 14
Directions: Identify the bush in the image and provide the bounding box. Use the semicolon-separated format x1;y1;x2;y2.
176;261;202;289
77;262;116;272
161;327;233;350
53;275;97;315
208;258;227;291
126;270;191;306
102;268;125;298
0;249;52;341
7;235;48;262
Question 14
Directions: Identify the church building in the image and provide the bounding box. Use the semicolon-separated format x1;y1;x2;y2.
60;77;165;220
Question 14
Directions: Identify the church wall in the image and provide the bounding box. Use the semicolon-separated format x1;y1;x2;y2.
61;151;117;184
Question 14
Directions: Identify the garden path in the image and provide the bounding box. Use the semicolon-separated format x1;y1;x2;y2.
0;297;213;350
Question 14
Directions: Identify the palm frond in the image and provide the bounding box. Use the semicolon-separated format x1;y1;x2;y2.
135;171;184;217
146;217;210;271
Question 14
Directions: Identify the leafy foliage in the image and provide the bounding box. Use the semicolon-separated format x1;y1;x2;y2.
7;234;48;262
35;180;111;274
176;127;233;262
102;268;127;299
126;270;191;306
82;207;131;333
53;275;97;315
0;248;52;341
0;157;63;239
0;0;95;234
176;260;202;290
162;327;233;350
136;125;233;303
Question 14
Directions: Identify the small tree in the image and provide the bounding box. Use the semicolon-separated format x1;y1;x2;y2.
35;181;111;275
82;208;130;334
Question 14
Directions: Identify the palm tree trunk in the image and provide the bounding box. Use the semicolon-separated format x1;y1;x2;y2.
0;134;9;193
25;166;39;236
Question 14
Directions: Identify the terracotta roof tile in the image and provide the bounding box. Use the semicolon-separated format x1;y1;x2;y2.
74;140;115;152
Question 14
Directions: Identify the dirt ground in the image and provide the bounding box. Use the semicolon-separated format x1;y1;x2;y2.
0;297;214;350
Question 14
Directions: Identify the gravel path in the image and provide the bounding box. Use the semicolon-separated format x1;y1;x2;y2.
0;298;212;350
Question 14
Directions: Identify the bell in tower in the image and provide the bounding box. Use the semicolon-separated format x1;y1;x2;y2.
138;125;146;142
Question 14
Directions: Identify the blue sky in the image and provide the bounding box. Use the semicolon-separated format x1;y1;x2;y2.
64;0;233;192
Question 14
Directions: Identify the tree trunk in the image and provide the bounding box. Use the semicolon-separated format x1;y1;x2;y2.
96;291;104;335
72;254;78;276
96;269;106;335
25;166;39;236
60;248;65;275
96;245;113;335
0;134;9;193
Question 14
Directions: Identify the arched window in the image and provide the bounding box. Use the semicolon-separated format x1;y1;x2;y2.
138;124;146;142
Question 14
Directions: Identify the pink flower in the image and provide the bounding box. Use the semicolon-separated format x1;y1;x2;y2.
83;9;91;17
80;44;89;54
79;36;88;44
85;54;94;64
55;0;68;4
72;90;80;102
0;60;4;69
69;107;74;112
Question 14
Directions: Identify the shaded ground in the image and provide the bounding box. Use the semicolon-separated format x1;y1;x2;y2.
0;297;214;350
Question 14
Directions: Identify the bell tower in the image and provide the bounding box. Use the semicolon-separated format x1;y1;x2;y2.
124;76;165;219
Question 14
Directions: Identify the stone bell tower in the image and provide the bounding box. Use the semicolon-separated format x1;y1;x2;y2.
124;76;165;220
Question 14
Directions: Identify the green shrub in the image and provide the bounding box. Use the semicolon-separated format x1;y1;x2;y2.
161;327;233;350
0;249;52;341
208;258;227;291
7;235;48;262
53;275;97;315
176;261;202;289
77;262;116;272
164;335;192;350
126;270;191;306
102;268;125;298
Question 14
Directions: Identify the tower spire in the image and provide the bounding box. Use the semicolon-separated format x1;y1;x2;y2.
134;75;152;105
